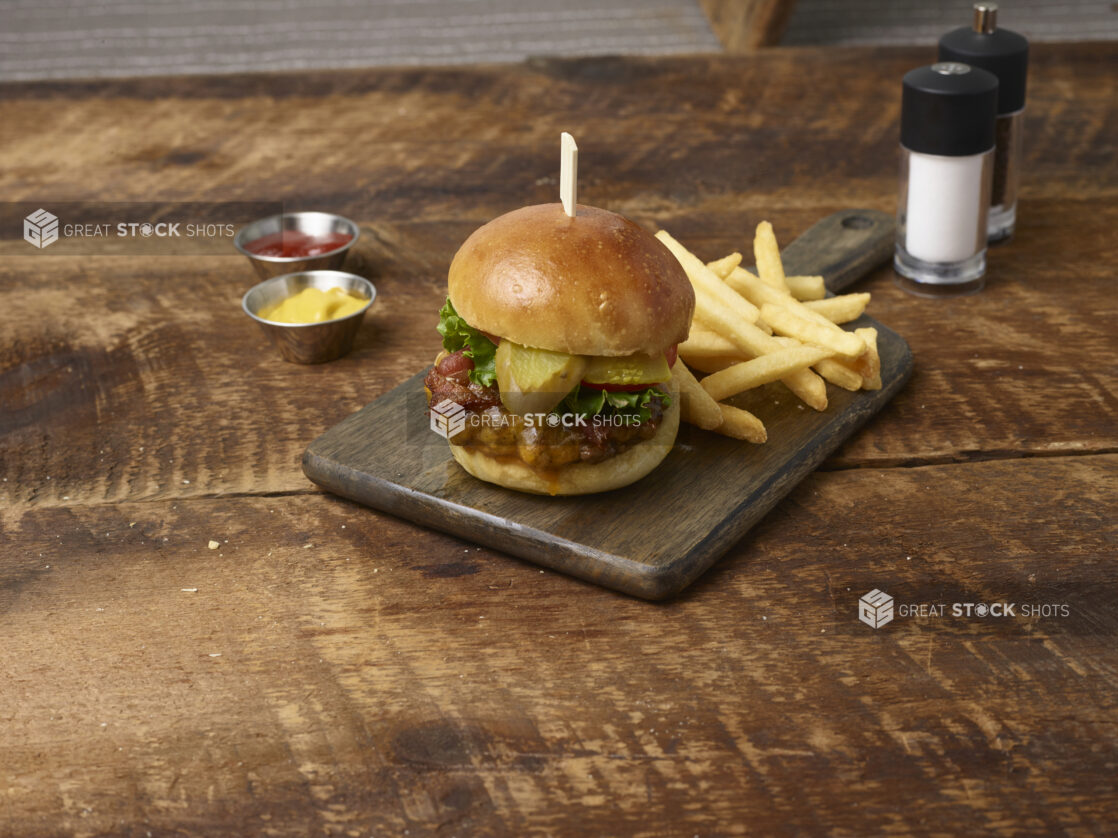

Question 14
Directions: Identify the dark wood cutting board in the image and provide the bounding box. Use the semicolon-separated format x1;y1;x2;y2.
303;209;912;599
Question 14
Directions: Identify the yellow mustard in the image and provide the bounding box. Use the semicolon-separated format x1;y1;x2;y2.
259;287;366;324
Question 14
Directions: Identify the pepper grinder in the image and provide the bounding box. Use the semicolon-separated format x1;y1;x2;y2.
895;62;999;296
939;3;1029;243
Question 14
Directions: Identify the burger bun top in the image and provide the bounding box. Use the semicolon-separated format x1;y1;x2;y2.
448;203;694;357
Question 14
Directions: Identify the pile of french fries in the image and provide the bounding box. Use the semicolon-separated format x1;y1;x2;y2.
658;222;881;444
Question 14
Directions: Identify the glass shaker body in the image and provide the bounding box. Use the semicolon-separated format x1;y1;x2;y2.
938;5;1029;244
895;144;993;296
988;109;1024;242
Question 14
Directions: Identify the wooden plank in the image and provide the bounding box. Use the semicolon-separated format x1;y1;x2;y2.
2;455;1115;834
1;47;1114;516
2;195;1115;508
0;46;1113;215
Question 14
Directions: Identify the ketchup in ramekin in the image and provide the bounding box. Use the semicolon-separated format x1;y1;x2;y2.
243;230;354;259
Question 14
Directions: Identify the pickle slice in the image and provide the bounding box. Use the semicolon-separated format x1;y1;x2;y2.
495;340;588;416
581;352;671;387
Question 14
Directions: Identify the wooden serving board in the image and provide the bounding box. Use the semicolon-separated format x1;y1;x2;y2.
303;209;912;599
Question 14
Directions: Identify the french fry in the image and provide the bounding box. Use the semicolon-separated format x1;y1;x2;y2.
803;293;871;324
682;354;750;374
665;224;889;447
785;275;825;301
829;327;882;389
656;231;761;325
856;327;882;390
728;266;841;329
672;359;723;431
700;345;833;401
754;221;789;293
782;369;828;411
730;269;868;360
692;298;828;410
678;327;750;373
691;292;770;356
726;266;788;306
706;252;742;280
831;353;870;380
682;325;742;355
759;303;866;360
814;358;863;391
715;403;767;444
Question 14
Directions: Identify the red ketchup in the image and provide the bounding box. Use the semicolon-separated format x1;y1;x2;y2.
244;230;353;258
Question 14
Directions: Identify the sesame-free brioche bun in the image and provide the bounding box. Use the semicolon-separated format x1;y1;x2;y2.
449;375;679;495
448;203;694;357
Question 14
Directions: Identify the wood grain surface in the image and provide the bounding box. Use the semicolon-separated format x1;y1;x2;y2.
2;43;1117;836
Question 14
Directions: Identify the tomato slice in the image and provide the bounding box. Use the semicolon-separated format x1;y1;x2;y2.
665;343;678;368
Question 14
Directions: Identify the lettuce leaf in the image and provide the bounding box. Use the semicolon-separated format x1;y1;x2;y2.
561;383;670;424
436;299;497;387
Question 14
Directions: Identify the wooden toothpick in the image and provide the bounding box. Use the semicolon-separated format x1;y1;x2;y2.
560;132;578;217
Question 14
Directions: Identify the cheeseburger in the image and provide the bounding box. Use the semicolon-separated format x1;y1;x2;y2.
425;203;695;495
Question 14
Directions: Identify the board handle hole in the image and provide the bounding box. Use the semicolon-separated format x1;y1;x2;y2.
842;214;874;230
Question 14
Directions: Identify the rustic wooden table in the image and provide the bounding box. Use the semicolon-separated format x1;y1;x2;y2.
2;44;1116;836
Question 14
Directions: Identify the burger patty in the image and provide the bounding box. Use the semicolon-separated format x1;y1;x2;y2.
425;349;665;469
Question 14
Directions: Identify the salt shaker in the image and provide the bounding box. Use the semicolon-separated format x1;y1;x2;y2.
894;62;999;296
939;3;1029;243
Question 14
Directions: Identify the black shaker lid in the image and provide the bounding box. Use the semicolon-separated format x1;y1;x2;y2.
901;63;998;156
939;4;1028;114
